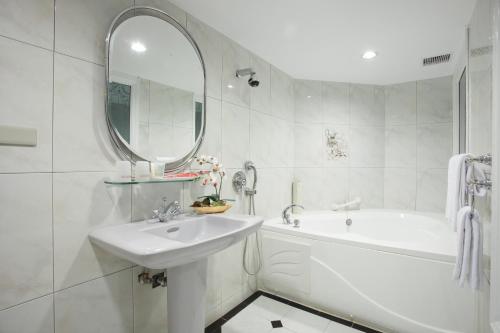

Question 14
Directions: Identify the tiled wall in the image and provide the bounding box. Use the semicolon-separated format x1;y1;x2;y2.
0;0;294;332
293;76;453;212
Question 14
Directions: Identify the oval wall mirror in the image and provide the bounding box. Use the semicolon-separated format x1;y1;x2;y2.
105;7;206;171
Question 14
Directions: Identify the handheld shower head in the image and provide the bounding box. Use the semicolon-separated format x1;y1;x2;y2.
236;68;260;88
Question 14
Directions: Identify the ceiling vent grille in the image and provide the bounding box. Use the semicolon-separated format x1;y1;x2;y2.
423;54;451;66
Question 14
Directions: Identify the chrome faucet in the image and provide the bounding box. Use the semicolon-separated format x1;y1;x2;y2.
282;204;304;224
152;197;182;222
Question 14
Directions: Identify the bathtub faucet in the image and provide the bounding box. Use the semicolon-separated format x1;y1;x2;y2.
282;204;304;224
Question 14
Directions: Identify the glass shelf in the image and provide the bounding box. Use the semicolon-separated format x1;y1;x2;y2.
104;176;200;185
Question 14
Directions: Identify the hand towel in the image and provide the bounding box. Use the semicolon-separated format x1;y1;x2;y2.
446;154;470;230
453;206;482;290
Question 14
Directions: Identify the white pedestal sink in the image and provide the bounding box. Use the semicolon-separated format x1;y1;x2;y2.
89;214;263;333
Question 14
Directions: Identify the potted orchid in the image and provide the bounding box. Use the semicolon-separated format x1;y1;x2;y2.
191;155;232;213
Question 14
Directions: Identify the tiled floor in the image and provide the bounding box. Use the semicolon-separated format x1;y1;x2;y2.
220;295;363;333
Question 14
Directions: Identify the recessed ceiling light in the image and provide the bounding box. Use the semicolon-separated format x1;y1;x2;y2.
362;50;377;60
307;95;312;99
131;41;146;53
227;84;234;89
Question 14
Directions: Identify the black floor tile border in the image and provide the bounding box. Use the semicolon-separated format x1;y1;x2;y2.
204;290;383;333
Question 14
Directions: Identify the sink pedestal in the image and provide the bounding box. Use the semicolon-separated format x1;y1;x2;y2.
167;258;208;333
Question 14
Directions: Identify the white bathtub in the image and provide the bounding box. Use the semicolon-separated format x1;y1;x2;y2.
260;210;477;333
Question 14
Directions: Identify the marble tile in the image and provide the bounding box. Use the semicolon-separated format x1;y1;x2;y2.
385;81;416;125
134;0;186;27
198;97;222;158
254;168;293;218
349;84;385;126
221;102;250;168
221;309;272;333
222;38;251;107
249;295;293;320
417;76;452;124
324;125;350;167
349;126;385;167
54;269;133;333
385;125;417;168
0;295;53;333
349;168;384;208
55;0;133;64
281;307;330;333
0;0;54;49
322;82;350;125
271;66;295;121
53;172;132;290
416;169;448;213
205;254;223;323
294;123;323;168
0;37;53;173
217;242;245;303
323;168;350;209
132;182;182;221
294;80;322;124
250;112;294;168
384;168;417;210
0;173;53;310
325;321;358;333
293;168;325;210
417;123;453;169
186;15;223;99
132;267;167;333
469;69;493;154
53;54;119;172
250;54;272;114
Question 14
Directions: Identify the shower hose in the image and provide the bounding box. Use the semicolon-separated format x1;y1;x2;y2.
242;173;262;276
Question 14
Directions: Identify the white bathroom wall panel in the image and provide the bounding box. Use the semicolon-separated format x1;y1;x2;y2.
0;0;295;331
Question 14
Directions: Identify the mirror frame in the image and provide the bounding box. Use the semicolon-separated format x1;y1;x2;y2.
105;6;207;172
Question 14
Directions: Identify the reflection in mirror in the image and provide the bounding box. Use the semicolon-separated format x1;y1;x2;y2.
106;9;205;169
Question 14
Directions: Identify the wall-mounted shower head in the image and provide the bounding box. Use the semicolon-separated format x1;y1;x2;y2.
236;68;260;87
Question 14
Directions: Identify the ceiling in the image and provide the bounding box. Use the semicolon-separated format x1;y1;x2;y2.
170;0;477;85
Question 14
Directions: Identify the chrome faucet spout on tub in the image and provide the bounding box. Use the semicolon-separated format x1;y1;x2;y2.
282;204;304;224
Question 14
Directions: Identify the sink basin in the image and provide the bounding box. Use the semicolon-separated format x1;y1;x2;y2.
89;213;263;269
89;213;263;333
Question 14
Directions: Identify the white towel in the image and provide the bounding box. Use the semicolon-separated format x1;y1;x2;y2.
453;206;482;290
466;162;491;197
446;154;470;230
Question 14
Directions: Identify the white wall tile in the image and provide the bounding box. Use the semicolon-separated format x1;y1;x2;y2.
416;169;448;213
323;168;350;208
254;168;293;218
55;0;133;64
0;295;53;333
384;168;417;210
417;123;453;169
186;15;223;100
322;82;349;125
222;38;251;107
349;168;384;208
0;174;53;310
217;242;245;304
294;80;322;124
271;66;294;121
294;123;323;167
349;126;385;167
132;267;167;333
250;54;271;114
221;102;250;168
350;84;385;126
417;76;453;124
198;97;222;158
55;269;133;333
385;125;417;168
250;111;294;168
134;0;186;27
385;82;416;125
53;54;119;172
53;172;132;290
0;37;53;173
0;0;54;49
